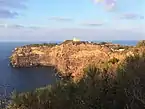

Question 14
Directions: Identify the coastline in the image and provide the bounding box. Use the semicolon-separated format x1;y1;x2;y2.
9;40;138;81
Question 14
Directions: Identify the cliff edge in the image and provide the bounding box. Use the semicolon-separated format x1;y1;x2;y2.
10;40;138;80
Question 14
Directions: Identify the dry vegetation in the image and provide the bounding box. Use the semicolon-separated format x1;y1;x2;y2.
10;40;145;81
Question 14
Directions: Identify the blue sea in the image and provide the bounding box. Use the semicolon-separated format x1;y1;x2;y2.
0;40;138;97
0;42;59;98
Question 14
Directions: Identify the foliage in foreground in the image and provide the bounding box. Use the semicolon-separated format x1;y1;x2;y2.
7;53;145;109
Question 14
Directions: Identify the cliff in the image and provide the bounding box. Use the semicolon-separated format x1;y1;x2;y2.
10;40;139;80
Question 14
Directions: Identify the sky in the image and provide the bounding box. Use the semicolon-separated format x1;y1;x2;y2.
0;0;145;41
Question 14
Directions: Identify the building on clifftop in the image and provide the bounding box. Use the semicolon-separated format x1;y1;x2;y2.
73;37;80;42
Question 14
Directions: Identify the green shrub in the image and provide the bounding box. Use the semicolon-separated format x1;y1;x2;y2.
116;53;145;108
28;43;58;47
114;46;130;50
108;57;119;64
136;40;145;47
99;42;108;45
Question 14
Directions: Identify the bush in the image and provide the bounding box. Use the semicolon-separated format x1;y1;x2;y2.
113;46;130;50
28;43;58;47
99;42;108;45
116;53;145;109
136;40;145;47
108;57;119;64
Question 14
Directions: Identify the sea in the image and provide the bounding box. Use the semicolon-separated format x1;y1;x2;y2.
0;40;139;97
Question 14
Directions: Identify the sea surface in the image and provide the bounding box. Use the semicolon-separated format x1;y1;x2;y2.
0;40;138;97
0;42;59;98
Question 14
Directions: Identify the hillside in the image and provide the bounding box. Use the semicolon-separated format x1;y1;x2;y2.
10;40;139;81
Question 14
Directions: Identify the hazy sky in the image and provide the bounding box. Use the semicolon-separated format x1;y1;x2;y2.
0;0;144;41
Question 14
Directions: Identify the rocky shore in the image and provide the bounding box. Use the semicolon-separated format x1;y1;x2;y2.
10;40;138;80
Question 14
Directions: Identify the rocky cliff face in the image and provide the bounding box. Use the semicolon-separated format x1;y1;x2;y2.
10;40;136;81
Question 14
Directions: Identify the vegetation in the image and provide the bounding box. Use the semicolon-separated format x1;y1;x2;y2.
136;40;145;47
99;41;109;45
5;51;145;109
108;57;119;64
113;45;131;50
28;43;58;47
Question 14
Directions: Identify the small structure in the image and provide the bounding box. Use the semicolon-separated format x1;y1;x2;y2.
73;37;80;42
